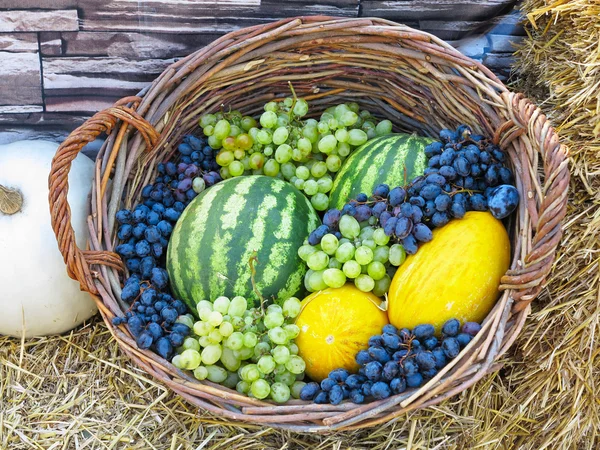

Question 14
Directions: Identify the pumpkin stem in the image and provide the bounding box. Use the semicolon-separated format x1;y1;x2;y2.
0;183;23;215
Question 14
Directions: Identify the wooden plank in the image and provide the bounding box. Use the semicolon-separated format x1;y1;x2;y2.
40;32;63;56
0;0;77;8
0;112;89;126
45;96;120;113
0;52;42;107
79;0;356;33
61;31;220;59
0;105;44;113
0;33;38;53
0;10;79;32
361;0;515;22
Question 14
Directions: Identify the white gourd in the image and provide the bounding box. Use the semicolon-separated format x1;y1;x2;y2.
0;140;97;337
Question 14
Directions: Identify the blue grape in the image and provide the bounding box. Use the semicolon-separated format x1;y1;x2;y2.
431;211;449;228
487;184;519;219
463;176;476;190
144;226;161;244
140;256;155;279
388;187;406;206
118;224;133;240
161;307;178;324
382;324;398;335
392;349;409;361
442;338;461;359
370;381;391;399
434;194;451;211
405;373;424;388
368;346;391;364
372;202;388;217
345;374;365;390
328;385;344;405
133;205;150;223
152;203;166;215
453;156;470;177
151;243;163;258
155;337;174;359
356;193;368;202
116;243;136;259
471;164;482;177
300;382;320;400
373;183;390;198
402;359;418;376
390;377;407;394
413;223;432;242
409;196;425;207
423;201;436;217
364;361;383;381
423;337;438;350
411;205;423;223
456;333;472;348
132;223;147;239
323;209;342;228
379;211;392;227
329;368;349;383
349;389;365;404
432;348;447;369
341;203;356;216
469;193;487;211
439;148;456;166
383;216;398;236
462;322;482;336
136;331;153;349
169;332;185;347
438;165;457;180
400;234;418;255
164;208;181;222
146;211;161;226
422;368;439;379
415;351;436;371
171;299;187;315
382;333;401;350
361;381;373;397
442;319;460;336
439;129;458;143
354;205;372;222
428;155;441;168
485;165;499;185
125;258;141;273
147;322;163;340
425;173;446;186
116;209;132;224
356;350;372;366
499;167;513;184
450;200;467;219
424;141;443;157
135;240;151;257
321;377;336;392
368;335;384;347
140;289;157;306
413;324;435;340
382;360;400;381
308;224;329;246
420;184;442;200
394;217;413;239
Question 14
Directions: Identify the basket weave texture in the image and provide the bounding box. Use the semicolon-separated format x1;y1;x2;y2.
48;16;569;432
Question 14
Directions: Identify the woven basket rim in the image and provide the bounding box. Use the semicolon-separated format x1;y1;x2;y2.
48;16;569;432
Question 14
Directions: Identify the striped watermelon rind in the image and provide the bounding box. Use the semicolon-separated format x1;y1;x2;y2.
328;133;431;210
167;175;320;311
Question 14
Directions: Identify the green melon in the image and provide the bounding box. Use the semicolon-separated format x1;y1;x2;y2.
329;133;431;210
167;175;320;311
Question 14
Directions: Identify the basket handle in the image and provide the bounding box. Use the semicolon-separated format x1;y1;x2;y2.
499;93;569;312
49;105;160;294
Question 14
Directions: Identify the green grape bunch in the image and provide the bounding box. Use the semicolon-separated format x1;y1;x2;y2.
171;296;307;403
198;92;393;211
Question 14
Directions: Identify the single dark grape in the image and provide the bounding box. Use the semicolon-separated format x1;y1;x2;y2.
364;361;383;381
411;205;423;223
361;381;374;397
356;193;368;202
133;205;150;223
401;234;419;255
300;382;320;400
499;167;513;184
422;368;439;379
341;203;356;217
354;205;372;222
345;374;365;390
412;223;432;242
169;331;185;347
438;165;457;181
349;389;365;404
372;202;388;218
356;350;372;366
135;240;151;258
463;176;476;190
392;349;409;361
116;243;135;259
420;184;442;200
323;209;342;228
405;373;424;388
136;331;153;349
425;173;446;187
132;223;147;240
434;194;451;212
329;368;349;383
382;324;398;335
487;184;519;219
320;377;336;392
453;156;470;177
442;319;460;337
390;377;407;394
402;359;418;376
144;226;161;244
423;201;436;218
423;337;438;350
368;346;391;364
314;391;328;404
439;129;458;143
161;307;178;324
442;337;461;359
456;333;472;348
462;322;482;336
415;351;436;371
140;289;157;306
328;385;344;405
394;216;413;239
382;333;401;350
469;193;487;211
308;224;329;246
432;348;447;369
413;324;435;340
368;335;384;347
140;256;155;279
439;148;456;166
155;337;174;359
371;381;391;399
116;209;133;224
388;187;406;206
164;208;181;222
485;165;499;185
146;322;163;340
382;360;400;381
171;300;187;315
424;141;443;157
470;164;482;177
428;155;441;168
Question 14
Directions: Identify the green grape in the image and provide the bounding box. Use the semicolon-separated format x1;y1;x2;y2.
257;355;276;374
263;146;274;157
355;246;374;265
375;119;393;136
260;111;277;128
372;274;392;297
241;115;257;131
303;179;318;196
207;135;222;149
228;296;247;317
322;268;346;288
373;228;390;246
341;111;358;127
317;177;334;194
241;364;261;382
213;119;231;140
339;215;361;239
273;364;287;375
348;129;368;146
216;150;234;167
275;144;292;164
293;98;309;117
268;327;288;345
263;158;280;176
179;349;202;370
212;296;230;314
208;311;223;327
367;128;377;139
335;128;349;143
339;237;351;245
254;341;271;358
342;260;361;278
250;379;270;399
204;365;227;383
283;97;293;107
270;382;291;403
291;381;306;399
355;274;375;292
176;314;195;329
243;332;258;348
229;160;244;177
285;355;306;375
311;193;329;211
297;137;312;153
248;152;265;170
272;345;291;365
193;365;208;381
198;336;211;348
308;269;327;291
389;243;407;266
321;234;339;255
336;142;350;157
236;380;250;394
307;250;329;271
256;128;272;145
277;115;289;127
264;312;285;329
219;166;230;179
172;354;183;369
303;125;319;143
208;329;223;343
201;344;222;365
223;371;239;389
288;342;299;355
231;316;245;330
193;321;211;337
229;124;241;137
373;245;390;263
264;101;278;112
305;118;318;127
310;161;327;178
225;332;244;350
221;347;241;371
335;242;356;263
283;324;300;340
281;162;296;180
236;346;254;360
273;127;289;145
360;109;372;119
282;297;301;318
326;154;342;172
294;178;305;191
328;117;340;130
298;244;317;261
219;321;234;338
182;337;201;352
367;261;386;280
192;177;206;194
199;113;217;128
274;371;296;386
318;135;337;154
360;226;375;240
362;238;377;251
296;166;310;180
203;125;215;137
328;258;342;269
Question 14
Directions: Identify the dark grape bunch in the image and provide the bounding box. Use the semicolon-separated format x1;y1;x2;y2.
112;135;222;359
300;319;482;405
311;124;519;255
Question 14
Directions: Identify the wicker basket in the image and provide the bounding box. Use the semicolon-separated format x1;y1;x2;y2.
48;16;569;431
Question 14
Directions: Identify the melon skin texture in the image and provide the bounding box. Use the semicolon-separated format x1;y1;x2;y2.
0;140;97;338
387;211;511;332
167;175;321;311
328;133;431;209
295;285;389;382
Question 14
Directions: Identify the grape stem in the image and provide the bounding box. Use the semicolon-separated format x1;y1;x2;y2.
0;183;23;216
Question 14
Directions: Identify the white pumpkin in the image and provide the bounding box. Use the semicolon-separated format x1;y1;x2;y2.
0;140;97;337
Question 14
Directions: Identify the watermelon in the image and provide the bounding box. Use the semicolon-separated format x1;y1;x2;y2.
167;175;320;311
328;133;431;210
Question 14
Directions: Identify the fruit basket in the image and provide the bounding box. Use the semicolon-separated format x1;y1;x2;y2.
48;16;568;431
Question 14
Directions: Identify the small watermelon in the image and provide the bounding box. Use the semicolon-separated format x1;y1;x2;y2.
328;133;431;209
167;175;320;311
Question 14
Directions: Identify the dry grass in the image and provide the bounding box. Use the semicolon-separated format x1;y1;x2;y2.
1;3;600;448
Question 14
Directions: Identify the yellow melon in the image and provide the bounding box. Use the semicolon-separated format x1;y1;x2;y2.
295;285;389;382
388;211;510;332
